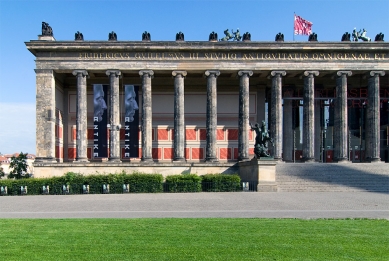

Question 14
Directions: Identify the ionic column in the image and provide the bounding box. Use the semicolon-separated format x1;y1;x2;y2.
172;71;187;162
283;92;293;162
366;71;385;162
106;70;121;163
314;100;321;162
205;70;220;162
335;71;352;162
238;70;253;161
34;69;57;163
139;70;154;162
303;71;319;162
72;70;89;163
271;71;286;161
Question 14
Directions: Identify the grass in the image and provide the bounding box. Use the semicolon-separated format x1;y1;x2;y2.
1;219;388;260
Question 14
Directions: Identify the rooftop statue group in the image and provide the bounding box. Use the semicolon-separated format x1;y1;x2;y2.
250;121;274;159
352;28;371;42
39;22;384;42
220;29;241;41
41;22;53;36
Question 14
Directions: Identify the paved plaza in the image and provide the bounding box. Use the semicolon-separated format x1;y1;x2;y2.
1;192;388;219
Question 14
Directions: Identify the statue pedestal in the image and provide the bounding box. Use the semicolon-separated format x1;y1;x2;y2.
239;157;277;192
38;35;56;41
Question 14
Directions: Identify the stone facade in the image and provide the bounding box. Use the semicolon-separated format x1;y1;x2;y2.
26;38;389;177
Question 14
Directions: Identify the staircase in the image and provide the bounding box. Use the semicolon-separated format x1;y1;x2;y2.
276;163;389;192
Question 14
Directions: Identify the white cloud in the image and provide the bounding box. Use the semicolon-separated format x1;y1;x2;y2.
0;102;35;154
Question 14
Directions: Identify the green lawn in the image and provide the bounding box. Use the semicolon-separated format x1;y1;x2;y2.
1;219;388;260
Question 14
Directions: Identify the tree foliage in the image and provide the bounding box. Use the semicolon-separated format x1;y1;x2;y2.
0;162;4;178
9;152;29;179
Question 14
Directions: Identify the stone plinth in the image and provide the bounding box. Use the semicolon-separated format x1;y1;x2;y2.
38;35;56;41
239;158;277;192
32;162;239;178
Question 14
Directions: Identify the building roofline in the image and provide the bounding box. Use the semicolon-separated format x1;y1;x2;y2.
25;40;389;56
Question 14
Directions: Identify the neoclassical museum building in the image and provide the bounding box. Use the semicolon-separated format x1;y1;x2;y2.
26;25;388;177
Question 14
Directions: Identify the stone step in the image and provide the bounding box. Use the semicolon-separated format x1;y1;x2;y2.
272;163;389;192
277;185;389;191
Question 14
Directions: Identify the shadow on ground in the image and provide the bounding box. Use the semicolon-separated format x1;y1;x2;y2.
276;163;389;193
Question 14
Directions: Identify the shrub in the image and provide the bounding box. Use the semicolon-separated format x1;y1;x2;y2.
201;174;241;192
61;172;85;184
0;172;164;195
121;172;163;193
165;174;202;193
0;172;243;195
0;178;55;195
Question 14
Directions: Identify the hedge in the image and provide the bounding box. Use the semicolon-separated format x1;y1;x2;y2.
0;172;164;195
0;173;242;195
165;174;202;193
201;174;241;192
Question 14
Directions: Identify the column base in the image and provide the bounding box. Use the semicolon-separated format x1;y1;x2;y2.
205;157;219;163
335;157;349;163
141;157;154;163
173;157;186;163
74;158;90;163
303;157;315;163
108;157;122;163
368;157;382;163
238;157;250;162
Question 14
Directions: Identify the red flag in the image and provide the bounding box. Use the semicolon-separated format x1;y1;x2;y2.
294;14;313;35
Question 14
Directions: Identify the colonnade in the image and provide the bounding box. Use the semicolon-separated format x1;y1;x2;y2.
36;68;386;163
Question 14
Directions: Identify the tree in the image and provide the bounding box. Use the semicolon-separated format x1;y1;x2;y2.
0;162;4;178
8;152;30;179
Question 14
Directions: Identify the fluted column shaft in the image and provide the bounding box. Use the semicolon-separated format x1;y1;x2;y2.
34;69;57;163
139;70;154;162
303;71;319;162
271;71;286;160
172;71;187;161
205;70;220;162
238;70;253;161
314;100;321;162
335;71;352;162
283;93;293;162
73;70;89;162
366;71;385;162
106;70;121;162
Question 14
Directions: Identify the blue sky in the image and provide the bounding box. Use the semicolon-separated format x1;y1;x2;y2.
0;0;388;154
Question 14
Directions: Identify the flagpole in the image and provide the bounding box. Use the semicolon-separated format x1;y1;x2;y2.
293;12;295;41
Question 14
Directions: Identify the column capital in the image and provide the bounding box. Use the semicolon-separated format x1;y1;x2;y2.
172;70;187;77
270;71;286;77
139;70;154;77
336;71;352;77
369;71;385;77
72;70;88;77
238;70;253;77
106;70;121;77
304;71;319;77
204;70;220;77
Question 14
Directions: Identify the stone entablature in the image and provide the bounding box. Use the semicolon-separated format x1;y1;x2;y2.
26;42;389;71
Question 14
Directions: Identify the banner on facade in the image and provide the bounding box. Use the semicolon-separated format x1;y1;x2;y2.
93;84;108;158
294;14;313;35
124;85;139;158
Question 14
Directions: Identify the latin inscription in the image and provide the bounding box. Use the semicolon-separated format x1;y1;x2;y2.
78;52;387;61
